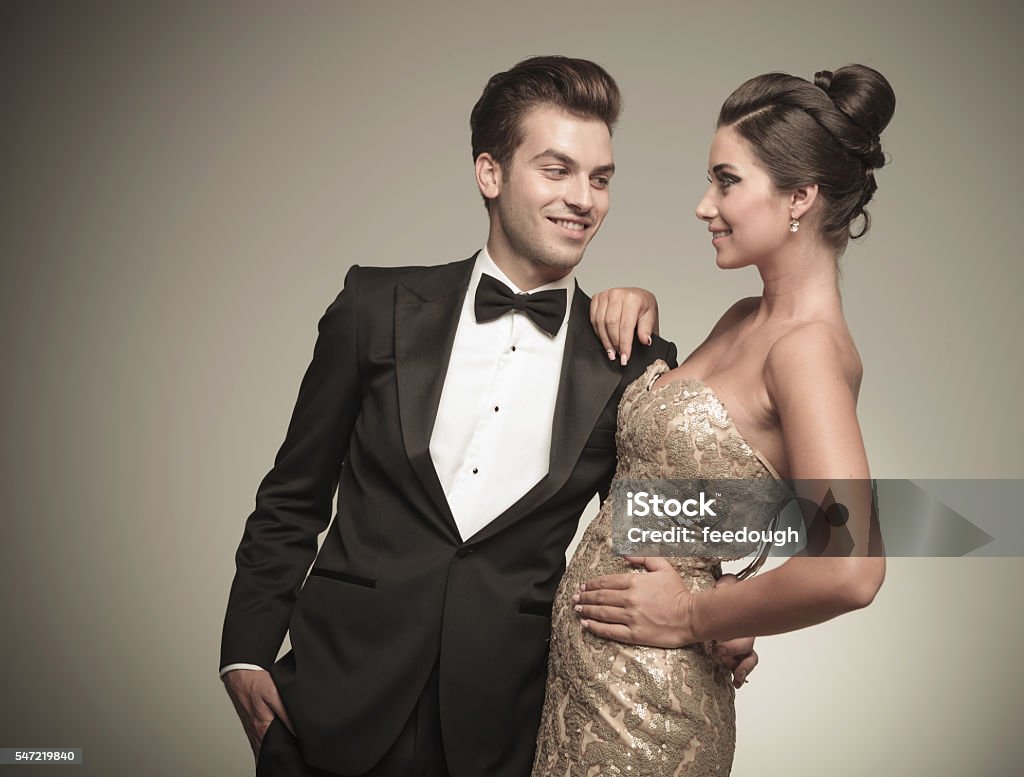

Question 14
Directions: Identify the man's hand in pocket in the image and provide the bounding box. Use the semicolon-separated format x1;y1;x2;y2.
222;668;295;761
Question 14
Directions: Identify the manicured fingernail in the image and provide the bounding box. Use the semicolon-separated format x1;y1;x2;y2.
736;671;746;684
571;594;579;603
574;605;582;613
580;619;589;630
607;349;615;360
579;583;586;592
645;335;653;346
620;353;628;366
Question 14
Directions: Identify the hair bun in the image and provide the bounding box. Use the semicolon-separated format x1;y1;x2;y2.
826;64;895;148
813;70;834;94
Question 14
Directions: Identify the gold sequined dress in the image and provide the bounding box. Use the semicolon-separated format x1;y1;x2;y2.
531;359;784;777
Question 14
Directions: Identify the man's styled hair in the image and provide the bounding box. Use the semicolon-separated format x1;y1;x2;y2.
470;56;621;207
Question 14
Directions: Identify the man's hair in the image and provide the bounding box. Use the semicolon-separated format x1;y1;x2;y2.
470;56;621;207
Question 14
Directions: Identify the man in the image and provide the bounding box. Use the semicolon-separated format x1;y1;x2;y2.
221;56;746;777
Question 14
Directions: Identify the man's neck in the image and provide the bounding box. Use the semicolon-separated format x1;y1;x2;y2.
485;238;572;292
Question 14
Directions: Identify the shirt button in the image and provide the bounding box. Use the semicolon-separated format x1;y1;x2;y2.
472;467;479;474
494;406;499;412
511;345;517;352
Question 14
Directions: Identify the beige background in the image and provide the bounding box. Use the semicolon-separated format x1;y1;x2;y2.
1;1;1021;775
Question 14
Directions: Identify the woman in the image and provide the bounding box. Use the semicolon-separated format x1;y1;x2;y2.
531;64;895;776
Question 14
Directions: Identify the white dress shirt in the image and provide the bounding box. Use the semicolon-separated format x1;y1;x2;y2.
221;249;574;676
430;248;573;540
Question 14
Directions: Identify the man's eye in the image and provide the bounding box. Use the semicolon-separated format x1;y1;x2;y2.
592;177;610;188
545;167;569;177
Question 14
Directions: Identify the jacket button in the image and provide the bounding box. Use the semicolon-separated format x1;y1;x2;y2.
456;547;475;558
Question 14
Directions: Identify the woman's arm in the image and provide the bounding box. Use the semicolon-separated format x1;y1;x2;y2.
574;322;884;647
686;322;883;642
589;291;759;365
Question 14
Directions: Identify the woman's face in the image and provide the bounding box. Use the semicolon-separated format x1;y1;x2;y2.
695;125;793;269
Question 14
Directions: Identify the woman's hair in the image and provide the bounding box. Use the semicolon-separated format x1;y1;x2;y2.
718;64;895;252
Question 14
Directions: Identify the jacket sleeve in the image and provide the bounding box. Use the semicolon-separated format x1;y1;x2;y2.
219;265;364;671
663;338;679;370
595;336;678;504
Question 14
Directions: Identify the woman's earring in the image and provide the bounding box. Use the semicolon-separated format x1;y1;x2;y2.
789;219;800;233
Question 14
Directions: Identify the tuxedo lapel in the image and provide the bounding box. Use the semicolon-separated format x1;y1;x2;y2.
468;285;623;544
394;256;476;538
547;285;625;483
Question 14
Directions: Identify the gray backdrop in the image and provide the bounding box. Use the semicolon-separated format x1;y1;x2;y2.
1;1;1021;775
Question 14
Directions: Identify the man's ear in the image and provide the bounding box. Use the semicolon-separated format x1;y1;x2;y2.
475;153;502;203
790;183;819;221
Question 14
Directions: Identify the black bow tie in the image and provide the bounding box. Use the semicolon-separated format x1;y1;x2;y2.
474;273;568;337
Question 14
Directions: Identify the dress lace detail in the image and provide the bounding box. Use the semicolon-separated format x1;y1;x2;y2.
531;360;782;776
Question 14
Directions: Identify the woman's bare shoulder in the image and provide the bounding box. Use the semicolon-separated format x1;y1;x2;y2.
765;320;863;395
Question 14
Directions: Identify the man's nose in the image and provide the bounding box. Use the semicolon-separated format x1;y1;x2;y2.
564;175;593;211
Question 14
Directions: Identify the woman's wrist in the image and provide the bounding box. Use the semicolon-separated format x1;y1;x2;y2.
678;588;707;647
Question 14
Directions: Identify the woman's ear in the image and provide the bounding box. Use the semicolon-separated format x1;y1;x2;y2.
790;183;819;221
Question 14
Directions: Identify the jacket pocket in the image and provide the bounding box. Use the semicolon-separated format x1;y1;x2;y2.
307;569;377;588
518;600;554;618
582;427;616;450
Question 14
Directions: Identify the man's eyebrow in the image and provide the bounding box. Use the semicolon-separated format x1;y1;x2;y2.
712;163;739;174
531;149;578;167
530;149;615;176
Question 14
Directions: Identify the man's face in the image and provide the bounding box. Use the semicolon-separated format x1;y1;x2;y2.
486;105;614;280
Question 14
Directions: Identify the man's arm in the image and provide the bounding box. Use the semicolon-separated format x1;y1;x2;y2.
594;336;676;510
220;265;366;759
220;264;364;671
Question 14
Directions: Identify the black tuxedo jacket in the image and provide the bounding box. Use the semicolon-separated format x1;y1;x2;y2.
220;255;677;777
